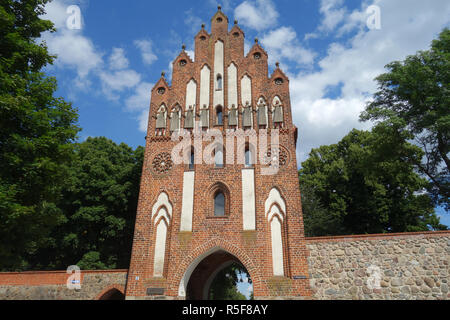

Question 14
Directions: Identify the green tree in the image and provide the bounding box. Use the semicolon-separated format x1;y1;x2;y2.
32;137;144;270
300;183;341;237
209;263;251;300
361;29;449;209
299;128;447;236
0;0;80;271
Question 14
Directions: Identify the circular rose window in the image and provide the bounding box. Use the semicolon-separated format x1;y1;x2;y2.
152;152;174;174
264;146;289;169
275;78;284;85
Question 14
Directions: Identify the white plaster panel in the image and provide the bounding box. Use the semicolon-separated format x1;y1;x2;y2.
214;41;224;107
153;216;168;277
227;63;238;108
200;65;211;109
180;171;195;232
241;75;252;106
242;168;256;230
186;79;197;110
270;217;284;276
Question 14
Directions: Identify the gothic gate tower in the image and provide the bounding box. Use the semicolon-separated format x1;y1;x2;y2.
126;7;311;300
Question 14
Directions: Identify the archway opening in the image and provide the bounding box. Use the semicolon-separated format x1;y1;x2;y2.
99;288;125;300
186;250;253;300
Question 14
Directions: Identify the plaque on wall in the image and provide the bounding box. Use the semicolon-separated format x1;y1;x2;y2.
147;288;165;296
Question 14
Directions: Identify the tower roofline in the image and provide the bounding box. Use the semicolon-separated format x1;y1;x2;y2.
211;6;229;23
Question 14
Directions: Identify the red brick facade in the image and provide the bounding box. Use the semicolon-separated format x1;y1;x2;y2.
125;8;312;299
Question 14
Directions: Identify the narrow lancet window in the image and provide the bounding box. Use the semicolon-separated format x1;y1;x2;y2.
214;192;225;216
217;74;223;90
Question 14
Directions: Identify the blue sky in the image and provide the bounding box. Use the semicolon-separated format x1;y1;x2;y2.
41;0;449;226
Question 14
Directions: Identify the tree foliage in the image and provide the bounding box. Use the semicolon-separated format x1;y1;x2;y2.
300;128;447;237
30;137;144;270
209;263;252;300
0;0;80;270
361;28;450;209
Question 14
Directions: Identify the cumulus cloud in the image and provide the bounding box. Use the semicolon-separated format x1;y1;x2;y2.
290;0;450;164
99;69;141;100
234;0;279;31
42;0;103;78
108;48;129;70
261;27;316;68
134;40;158;66
137;110;150;133
305;0;366;40
125;82;154;132
45;31;103;78
318;0;346;32
125;82;153;113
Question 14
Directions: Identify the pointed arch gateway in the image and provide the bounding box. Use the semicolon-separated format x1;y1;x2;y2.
96;285;125;300
176;241;260;300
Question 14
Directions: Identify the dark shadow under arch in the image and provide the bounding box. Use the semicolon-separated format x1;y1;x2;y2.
98;288;125;300
186;250;252;300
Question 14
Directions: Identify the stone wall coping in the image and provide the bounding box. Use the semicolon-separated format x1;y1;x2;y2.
0;269;128;276
305;230;450;243
0;269;129;286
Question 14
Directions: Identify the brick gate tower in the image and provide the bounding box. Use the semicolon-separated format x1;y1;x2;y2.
126;7;311;300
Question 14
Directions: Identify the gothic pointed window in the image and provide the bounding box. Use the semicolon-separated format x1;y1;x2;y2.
216;106;223;125
216;74;223;91
245;146;254;168
189;147;195;170
214;145;224;168
214;192;225;216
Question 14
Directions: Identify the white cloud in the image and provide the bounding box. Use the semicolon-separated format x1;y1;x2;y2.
318;0;346;32
234;0;279;31
125;82;153;112
261;27;316;68
125;82;153;132
304;0;366;40
44;30;103;78
134;40;158;65
109;48;129;70
99;69;141;100
184;9;203;35
138;110;150;133
42;0;70;29
42;0;103;78
186;50;195;61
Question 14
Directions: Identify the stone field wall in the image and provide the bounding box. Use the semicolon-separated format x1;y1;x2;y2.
0;270;127;300
1;231;449;300
306;231;450;300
